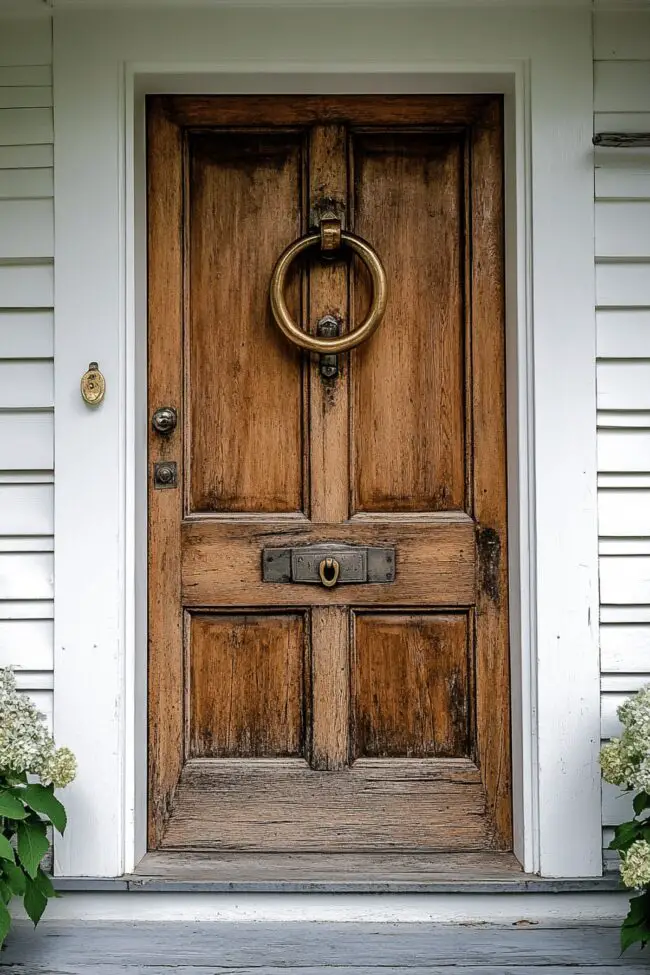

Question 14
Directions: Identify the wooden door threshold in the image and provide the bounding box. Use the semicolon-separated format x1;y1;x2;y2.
127;852;620;893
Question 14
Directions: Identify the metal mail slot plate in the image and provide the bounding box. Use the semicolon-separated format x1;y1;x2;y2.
262;543;395;585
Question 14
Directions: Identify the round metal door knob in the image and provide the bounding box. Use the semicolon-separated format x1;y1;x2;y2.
152;407;177;434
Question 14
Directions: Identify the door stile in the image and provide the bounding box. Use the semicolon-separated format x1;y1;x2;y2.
147;102;185;850
471;100;511;848
309;124;351;770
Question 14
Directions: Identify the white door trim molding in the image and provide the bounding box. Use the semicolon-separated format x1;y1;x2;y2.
53;5;599;880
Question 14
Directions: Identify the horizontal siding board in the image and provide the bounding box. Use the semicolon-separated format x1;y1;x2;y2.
0;310;53;357
0;145;52;169
596;264;650;307
594;12;650;60
601;693;625;740
0;483;52;535
603;780;634;826
0;87;52;110
0;552;53;600
594;62;650;113
597;361;650;411
0;264;53;307
594;112;650;136
595;202;650;260
0;600;52;620
0;537;53;553
0;108;53;146
599;490;650;536
0;412;53;469
601;539;650;556
596;169;650;201
0;361;53;408
598;310;650;358
598;429;650;472
0;168;52;199
0;198;52;259
601;624;650;672
602;606;650;624
13;671;52;692
0;66;51;88
0;20;51;67
600;556;650;605
597;411;650;428
0;619;52;670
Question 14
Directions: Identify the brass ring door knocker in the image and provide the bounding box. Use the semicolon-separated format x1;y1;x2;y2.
269;219;388;355
319;557;340;588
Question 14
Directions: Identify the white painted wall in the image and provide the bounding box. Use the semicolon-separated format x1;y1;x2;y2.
594;11;650;867
0;16;54;731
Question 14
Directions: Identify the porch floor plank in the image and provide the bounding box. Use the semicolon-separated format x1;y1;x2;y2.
0;922;643;972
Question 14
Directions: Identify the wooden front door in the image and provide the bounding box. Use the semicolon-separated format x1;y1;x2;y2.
147;95;511;855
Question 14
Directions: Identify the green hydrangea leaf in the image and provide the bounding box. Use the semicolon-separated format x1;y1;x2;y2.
0;879;11;905
611;821;642;851
23;877;47;926
0;789;27;820
1;861;26;896
633;791;650;817
16;821;49;880
34;867;56;900
621;920;650;953
0;834;15;862
21;784;67;835
0;900;10;947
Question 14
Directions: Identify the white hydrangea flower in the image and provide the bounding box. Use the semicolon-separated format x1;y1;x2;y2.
600;739;628;786
621;840;650;890
599;685;650;795
0;667;76;787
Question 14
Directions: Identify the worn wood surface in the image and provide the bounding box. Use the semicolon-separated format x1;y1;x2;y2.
2;921;646;973
147;95;510;857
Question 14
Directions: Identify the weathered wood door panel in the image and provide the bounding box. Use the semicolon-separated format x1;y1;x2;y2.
148;95;510;854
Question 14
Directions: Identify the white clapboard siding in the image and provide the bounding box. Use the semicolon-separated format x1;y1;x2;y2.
596;167;650;201
0;483;52;535
601;624;650;673
598;429;650;472
0;145;52;169
601;539;650;556
595;12;650;61
598;412;650;429
0;264;53;308
595;202;650;260
0;412;53;469
0;360;53;408
0;199;52;258
0;66;51;88
0;87;52;110
600;473;650;489
594;62;650;113
601;693;625;739
0;108;53;146
597;362;650;411
0;552;53;600
603;781;634;826
0;168;52;198
0;600;53;621
0;19;51;67
599;491;650;537
600;557;650;605
0;311;53;357
602;606;650;624
597;311;650;359
0;619;53;670
597;264;650;307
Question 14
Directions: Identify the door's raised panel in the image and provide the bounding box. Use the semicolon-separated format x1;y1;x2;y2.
188;131;306;515
351;132;466;514
189;613;307;759
352;613;470;759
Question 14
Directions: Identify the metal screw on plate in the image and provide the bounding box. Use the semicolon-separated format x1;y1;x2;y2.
317;316;340;380
154;461;177;489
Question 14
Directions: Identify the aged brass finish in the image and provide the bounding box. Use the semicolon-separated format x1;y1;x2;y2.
80;362;106;406
320;215;342;252
269;228;388;355
152;406;178;434
319;557;340;588
317;315;340;380
262;543;395;585
154;461;177;489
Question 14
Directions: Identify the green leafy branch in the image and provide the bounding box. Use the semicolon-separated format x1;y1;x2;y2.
610;790;650;952
0;774;66;946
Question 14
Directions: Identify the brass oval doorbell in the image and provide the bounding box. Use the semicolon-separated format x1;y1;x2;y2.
80;362;106;406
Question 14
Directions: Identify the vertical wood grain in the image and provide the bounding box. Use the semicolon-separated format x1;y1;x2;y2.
188;131;305;514
189;614;306;758
147;98;184;849
309;126;351;771
351;132;466;514
471;99;512;849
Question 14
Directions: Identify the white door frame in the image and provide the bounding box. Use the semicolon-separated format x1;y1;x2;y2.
53;5;600;879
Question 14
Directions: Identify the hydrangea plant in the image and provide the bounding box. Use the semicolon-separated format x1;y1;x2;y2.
0;667;76;946
600;684;650;952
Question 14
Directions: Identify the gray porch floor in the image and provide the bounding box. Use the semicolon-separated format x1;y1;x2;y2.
2;921;650;973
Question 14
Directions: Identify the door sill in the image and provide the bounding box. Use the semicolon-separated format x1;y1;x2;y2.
124;852;620;893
